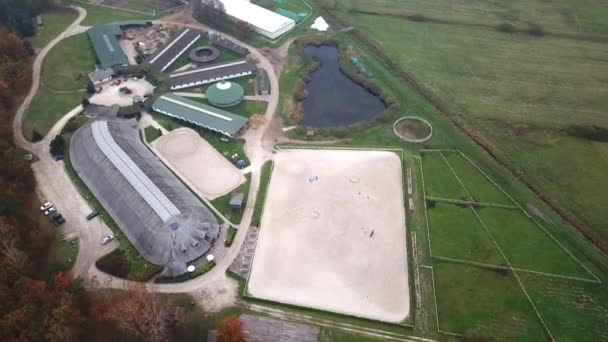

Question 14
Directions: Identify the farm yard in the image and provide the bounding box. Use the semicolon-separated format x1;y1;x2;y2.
333;0;608;248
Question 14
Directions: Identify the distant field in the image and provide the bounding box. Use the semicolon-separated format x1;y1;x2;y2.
78;3;153;26
98;0;182;15
334;0;608;250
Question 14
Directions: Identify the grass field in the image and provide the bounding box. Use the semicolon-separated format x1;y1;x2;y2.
433;263;547;340
78;3;153;26
210;175;250;224
144;126;163;142
442;152;514;206
98;0;181;15
421;152;468;200
251;161;272;226
427;202;505;266
42;233;78;278
331;0;608;250
23;33;95;140
520;273;608;341
477;207;590;278
28;9;78;49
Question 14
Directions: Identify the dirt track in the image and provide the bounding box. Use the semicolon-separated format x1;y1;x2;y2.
155;128;244;199
247;149;410;323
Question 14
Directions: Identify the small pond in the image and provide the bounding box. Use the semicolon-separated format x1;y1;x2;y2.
301;45;386;127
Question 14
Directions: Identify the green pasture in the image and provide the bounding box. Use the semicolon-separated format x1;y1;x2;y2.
442;152;514;206
28;9;78;49
477;207;589;278
486;122;608;243
144;126;163;142
427;202;505;265
23;33;95;140
421;152;467;200
252;161;272;226
433;262;546;340
519;272;608;341
78;3;153;26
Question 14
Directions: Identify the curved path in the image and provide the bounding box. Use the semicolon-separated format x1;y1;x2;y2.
13;6;280;312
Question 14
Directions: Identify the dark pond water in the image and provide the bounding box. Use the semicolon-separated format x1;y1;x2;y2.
301;45;386;127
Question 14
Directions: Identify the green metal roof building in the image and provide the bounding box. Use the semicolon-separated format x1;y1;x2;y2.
87;21;150;69
206;81;245;108
152;93;248;138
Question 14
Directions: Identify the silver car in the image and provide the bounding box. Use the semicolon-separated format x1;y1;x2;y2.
101;235;114;245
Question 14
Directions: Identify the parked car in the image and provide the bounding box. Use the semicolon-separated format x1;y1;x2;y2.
86;211;99;220
101;235;114;245
114;79;122;86
54;154;64;161
44;207;56;216
51;214;65;226
40;201;53;211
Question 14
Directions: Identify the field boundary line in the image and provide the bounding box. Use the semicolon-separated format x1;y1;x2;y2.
432;255;600;284
470;207;555;341
412;232;422;309
458;152;601;283
75;0;155;16
441;151;555;340
418;155;462;337
425;196;518;209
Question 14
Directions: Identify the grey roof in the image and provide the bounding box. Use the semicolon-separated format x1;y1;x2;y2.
168;58;257;90
88;68;115;83
70;118;219;274
145;28;203;71
152;93;248;137
229;192;244;207
209;32;249;55
240;314;319;342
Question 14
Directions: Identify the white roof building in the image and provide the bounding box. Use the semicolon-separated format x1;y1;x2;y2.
219;0;296;39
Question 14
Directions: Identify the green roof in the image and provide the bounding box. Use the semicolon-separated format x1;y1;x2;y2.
87;25;128;69
206;81;244;107
276;8;303;23
152;93;248;137
87;21;149;69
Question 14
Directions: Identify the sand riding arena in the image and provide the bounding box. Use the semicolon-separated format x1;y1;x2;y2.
155;128;244;199
247;149;410;323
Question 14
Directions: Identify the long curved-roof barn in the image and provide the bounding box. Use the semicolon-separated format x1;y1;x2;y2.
70;118;219;277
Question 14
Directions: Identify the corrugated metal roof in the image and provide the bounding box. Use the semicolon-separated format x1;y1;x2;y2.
87;24;128;69
168;58;257;90
146;28;203;71
87;21;150;69
152;93;248;137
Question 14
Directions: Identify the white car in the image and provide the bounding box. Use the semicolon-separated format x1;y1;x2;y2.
43;207;56;216
101;235;114;245
40;201;53;211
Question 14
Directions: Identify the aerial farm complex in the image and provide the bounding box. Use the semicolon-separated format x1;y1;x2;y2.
15;0;608;340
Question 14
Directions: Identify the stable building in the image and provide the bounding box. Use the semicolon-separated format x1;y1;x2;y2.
218;0;296;39
168;58;257;90
152;93;248;138
87;20;151;69
145;28;203;71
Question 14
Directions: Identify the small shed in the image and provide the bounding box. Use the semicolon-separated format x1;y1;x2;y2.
229;192;245;210
88;68;115;85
